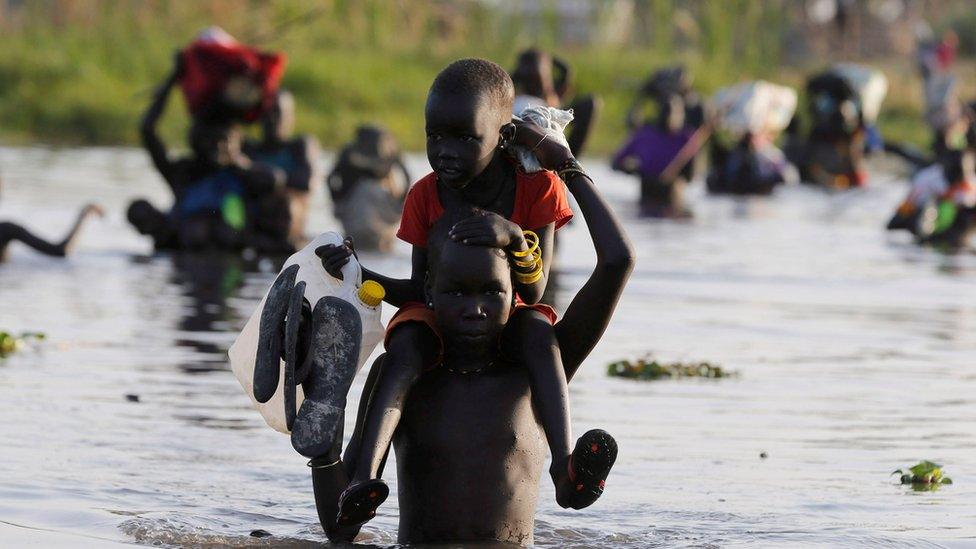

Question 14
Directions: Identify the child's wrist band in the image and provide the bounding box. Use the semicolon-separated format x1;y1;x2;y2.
516;266;544;284
511;230;539;258
512;244;541;266
513;254;540;269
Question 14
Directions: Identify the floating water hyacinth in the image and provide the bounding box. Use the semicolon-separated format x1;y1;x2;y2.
892;461;952;490
0;331;46;358
607;356;736;380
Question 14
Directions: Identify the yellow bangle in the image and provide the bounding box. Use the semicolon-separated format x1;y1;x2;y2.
512;247;541;269
516;265;544;285
511;230;538;258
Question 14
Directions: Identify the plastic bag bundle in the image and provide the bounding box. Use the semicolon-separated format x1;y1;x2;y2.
709;81;797;140
514;106;574;173
228;232;385;433
830;63;888;124
179;26;286;123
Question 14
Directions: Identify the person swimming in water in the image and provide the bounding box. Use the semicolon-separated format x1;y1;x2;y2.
242;90;322;247
129;56;292;253
0;202;103;262
301;116;634;544
326;124;410;252
511;48;600;157
307;58;610;527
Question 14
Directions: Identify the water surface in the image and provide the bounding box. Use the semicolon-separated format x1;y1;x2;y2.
1;148;975;547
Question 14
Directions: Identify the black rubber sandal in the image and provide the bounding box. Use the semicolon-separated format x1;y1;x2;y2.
290;296;362;457
253;264;299;403
283;280;306;432
336;479;389;527
566;429;618;510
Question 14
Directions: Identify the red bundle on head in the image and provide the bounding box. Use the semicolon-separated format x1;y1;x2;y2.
179;27;287;123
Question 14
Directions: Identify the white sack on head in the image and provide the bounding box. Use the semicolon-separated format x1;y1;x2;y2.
831;63;888;124
709;81;797;140
196;25;237;45
514;106;574;173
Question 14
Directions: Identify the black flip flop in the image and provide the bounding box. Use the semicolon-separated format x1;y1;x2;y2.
283;280;306;432
566;429;618;510
290;296;362;457
254;264;299;403
336;479;389;527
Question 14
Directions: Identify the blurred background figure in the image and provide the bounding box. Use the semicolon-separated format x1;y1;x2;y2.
706;80;799;196
128;29;293;255
1;197;103;262
916;26;958;82
887;106;976;247
612;66;702;217
511;48;600;156
326;125;409;252
785;64;887;190
244;90;322;248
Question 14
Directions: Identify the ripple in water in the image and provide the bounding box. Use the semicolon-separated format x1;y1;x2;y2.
1;149;975;547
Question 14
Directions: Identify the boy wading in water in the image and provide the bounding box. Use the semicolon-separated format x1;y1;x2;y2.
303;58;614;527
300;105;633;544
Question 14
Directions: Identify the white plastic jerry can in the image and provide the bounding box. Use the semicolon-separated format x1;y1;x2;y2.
228;232;385;434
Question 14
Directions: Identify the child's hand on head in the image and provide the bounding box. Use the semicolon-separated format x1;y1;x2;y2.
513;118;573;171
315;237;356;280
449;211;523;250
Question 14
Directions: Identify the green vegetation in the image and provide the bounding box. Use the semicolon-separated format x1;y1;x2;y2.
0;1;970;153
607;356;735;380
0;331;45;358
892;461;953;490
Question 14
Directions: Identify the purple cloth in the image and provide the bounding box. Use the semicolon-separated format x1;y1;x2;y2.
613;125;694;178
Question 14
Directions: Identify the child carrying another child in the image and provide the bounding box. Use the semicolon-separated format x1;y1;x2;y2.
308;58;616;526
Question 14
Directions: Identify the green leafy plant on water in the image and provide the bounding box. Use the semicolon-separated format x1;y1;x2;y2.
607;356;736;380
892;461;953;490
0;331;46;358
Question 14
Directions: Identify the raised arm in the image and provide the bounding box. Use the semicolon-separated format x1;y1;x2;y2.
140;61;181;189
512;120;635;380
555;172;634;380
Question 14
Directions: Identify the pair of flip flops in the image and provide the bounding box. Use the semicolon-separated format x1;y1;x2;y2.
564;429;618;509
253;264;363;457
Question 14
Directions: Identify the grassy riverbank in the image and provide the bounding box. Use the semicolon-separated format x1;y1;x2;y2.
0;1;970;155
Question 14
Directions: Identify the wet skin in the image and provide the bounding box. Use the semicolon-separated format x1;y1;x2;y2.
395;363;545;545
0;204;103;262
322;93;562;500
425;89;513;191
394;242;543;544
311;151;635;544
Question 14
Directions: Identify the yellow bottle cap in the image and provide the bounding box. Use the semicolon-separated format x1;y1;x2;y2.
357;280;385;307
